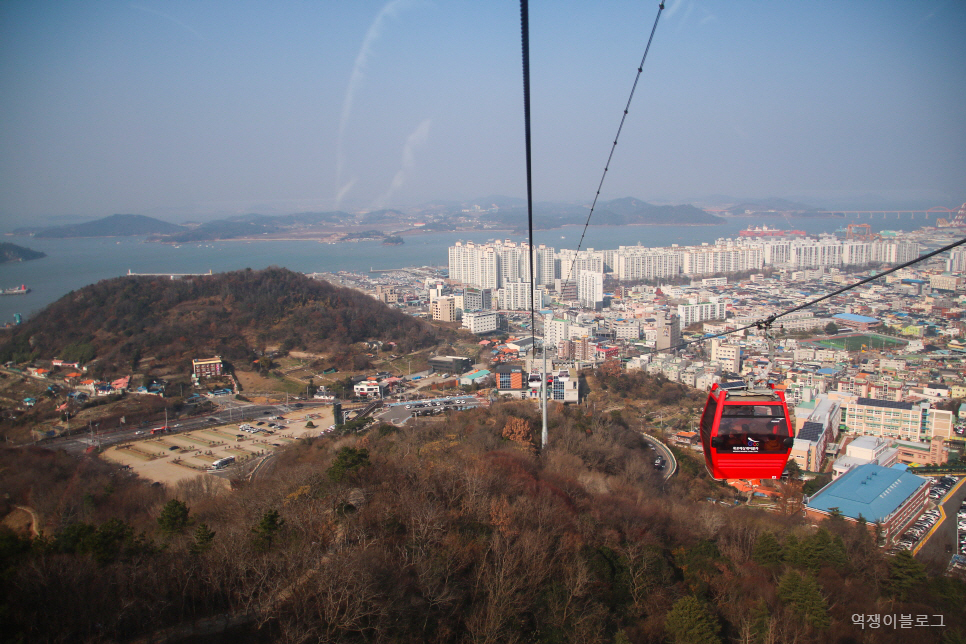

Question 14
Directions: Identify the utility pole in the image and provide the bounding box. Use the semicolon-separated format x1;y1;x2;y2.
541;340;548;448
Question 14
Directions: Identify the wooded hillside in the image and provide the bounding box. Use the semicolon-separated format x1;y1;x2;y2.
0;242;46;264
0;267;443;373
1;403;962;643
33;214;186;238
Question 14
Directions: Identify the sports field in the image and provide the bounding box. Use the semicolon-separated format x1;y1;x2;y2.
812;333;906;352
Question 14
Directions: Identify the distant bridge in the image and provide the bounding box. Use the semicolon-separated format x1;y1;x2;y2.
817;207;957;220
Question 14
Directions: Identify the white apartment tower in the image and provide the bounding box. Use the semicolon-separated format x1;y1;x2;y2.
678;298;727;330
449;240;555;290
578;271;604;310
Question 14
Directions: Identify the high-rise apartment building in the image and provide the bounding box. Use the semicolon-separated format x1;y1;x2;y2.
577;271;603;310
449;240;555;290
678;298;727;330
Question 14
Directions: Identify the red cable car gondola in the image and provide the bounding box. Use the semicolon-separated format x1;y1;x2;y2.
698;382;795;480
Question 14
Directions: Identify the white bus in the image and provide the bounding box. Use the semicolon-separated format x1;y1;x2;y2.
211;456;235;470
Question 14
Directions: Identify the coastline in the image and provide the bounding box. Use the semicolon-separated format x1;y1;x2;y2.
141;221;734;245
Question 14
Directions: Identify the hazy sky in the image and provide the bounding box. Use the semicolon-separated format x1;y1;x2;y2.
1;1;964;226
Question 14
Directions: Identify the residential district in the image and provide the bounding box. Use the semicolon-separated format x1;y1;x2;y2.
9;214;966;577
324;214;966;573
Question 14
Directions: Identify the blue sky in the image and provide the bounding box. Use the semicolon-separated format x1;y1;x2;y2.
1;0;963;226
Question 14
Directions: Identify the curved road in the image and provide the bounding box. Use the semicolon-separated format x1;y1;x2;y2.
640;432;676;480
916;476;966;572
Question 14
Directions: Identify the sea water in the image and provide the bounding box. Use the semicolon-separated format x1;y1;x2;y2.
0;215;936;323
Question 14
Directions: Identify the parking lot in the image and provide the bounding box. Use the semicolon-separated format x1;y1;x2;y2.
101;407;334;487
912;476;966;572
378;396;483;424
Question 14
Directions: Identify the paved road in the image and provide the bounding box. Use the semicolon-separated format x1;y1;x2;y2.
639;433;676;480
917;477;966;572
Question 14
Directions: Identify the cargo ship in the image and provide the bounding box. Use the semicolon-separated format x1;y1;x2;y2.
738;225;806;237
1;285;29;295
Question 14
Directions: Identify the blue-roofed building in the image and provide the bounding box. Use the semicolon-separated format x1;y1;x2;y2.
459;369;492;387
805;463;929;544
832;312;881;331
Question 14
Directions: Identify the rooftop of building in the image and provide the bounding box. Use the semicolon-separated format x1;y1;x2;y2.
893;439;933;451
848;435;887;451
806;463;927;522
854;397;915;411
798;421;826;443
833;313;880;324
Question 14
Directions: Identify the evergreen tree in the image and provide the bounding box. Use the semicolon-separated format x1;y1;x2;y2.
326;446;371;482
752;531;783;568
749;598;772;644
253;509;285;550
783;533;804;568
887;551;927;601
157;499;191;536
191;523;216;554
797;527;847;571
777;570;830;630
664;595;722;644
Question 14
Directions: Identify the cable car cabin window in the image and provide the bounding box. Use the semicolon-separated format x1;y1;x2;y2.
717;405;789;454
699;396;717;453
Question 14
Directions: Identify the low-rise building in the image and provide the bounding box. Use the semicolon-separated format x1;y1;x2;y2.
790;394;843;472
805;463;930;545
428;356;473;374
459;369;492;386
353;380;384;398
431;296;459;322
843;398;954;441
832;313;881;331
832;436;898;479
192;356;223;378
535;368;580;403
893;438;948;466
463;311;499;334
670;431;699;446
494;364;525;390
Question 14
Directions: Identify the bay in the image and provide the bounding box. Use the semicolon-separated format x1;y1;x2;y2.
0;214;936;323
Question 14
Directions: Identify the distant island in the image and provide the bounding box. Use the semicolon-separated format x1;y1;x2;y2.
342;229;390;241
8;196;888;245
34;213;186;238
0;242;46;264
159;212;349;243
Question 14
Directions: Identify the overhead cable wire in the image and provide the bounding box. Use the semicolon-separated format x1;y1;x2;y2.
520;0;549;448
521;0;537;350
564;2;665;288
654;235;966;356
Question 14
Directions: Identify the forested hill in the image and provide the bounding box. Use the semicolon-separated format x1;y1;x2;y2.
0;267;443;373
33;214;185;238
2;401;963;642
0;242;46;264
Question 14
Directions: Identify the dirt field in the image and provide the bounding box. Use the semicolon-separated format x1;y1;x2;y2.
101;407;335;487
235;370;286;394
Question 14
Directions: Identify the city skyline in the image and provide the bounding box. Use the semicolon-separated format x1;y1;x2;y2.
1;1;964;227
